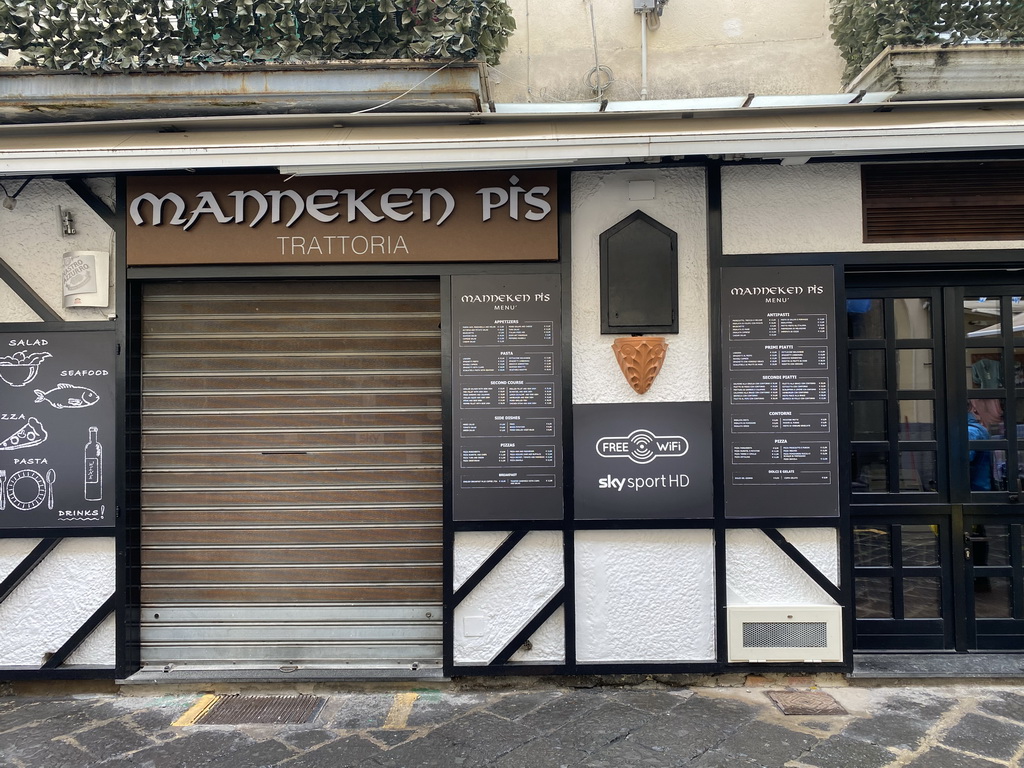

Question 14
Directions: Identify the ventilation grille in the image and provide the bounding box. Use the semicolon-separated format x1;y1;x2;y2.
863;162;1024;243
742;621;827;649
727;606;843;663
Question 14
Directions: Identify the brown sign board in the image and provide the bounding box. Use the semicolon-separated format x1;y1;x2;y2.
126;171;558;266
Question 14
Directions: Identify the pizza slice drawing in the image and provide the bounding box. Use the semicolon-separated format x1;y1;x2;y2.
0;417;48;450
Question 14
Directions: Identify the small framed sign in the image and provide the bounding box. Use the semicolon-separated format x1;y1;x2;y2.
574;402;713;520
0;331;116;530
600;211;678;335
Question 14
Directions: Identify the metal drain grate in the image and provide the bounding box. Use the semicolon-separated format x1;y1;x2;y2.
194;694;324;725
766;691;848;716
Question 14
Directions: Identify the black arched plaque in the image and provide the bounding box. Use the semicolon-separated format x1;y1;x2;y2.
600;210;678;335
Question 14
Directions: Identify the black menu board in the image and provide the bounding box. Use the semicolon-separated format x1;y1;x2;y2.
721;266;839;517
0;330;116;529
451;274;563;521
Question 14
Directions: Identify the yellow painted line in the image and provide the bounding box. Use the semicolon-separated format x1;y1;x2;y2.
382;692;419;730
172;694;220;727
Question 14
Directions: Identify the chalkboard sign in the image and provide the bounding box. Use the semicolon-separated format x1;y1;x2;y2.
720;266;839;518
0;331;116;529
451;274;563;521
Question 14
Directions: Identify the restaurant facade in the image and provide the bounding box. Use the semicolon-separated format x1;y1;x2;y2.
4;95;1024;681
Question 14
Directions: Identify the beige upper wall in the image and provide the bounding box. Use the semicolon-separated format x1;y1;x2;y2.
492;0;846;103
722;164;1024;255
1;2;846;101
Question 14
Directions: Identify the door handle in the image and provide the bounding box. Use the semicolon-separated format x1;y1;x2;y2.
1009;494;1020;503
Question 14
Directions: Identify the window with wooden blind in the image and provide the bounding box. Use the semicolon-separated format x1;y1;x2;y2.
862;162;1024;243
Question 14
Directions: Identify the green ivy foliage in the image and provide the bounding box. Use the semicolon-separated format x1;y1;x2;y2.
0;0;515;71
830;0;1024;84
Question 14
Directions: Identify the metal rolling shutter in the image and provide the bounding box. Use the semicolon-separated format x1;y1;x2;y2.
138;280;442;671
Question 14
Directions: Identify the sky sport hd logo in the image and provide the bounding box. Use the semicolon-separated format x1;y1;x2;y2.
575;403;711;518
595;429;689;465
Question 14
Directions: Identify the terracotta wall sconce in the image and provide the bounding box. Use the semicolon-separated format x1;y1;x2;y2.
612;336;669;395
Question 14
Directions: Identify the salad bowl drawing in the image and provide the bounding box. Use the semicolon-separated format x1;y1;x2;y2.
0;350;52;387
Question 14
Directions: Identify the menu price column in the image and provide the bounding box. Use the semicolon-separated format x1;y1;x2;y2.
452;274;563;521
721;266;839;517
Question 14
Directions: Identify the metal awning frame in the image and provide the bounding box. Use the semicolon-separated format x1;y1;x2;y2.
5;96;1024;177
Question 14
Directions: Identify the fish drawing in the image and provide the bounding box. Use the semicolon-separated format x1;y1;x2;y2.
33;383;100;409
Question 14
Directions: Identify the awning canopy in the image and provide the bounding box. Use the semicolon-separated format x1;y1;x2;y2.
4;96;1024;177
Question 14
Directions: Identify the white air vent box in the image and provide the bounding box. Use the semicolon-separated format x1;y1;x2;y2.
727;605;843;663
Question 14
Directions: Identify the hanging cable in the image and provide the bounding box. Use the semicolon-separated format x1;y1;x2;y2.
349;60;454;114
0;179;30;211
640;9;649;100
583;0;613;99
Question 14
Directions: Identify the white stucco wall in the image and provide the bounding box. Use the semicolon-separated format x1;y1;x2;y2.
575;529;715;662
572;167;709;404
453;530;563;665
561;166;845;663
0;178;115;323
453;530;511;592
562;168;723;663
492;0;844;103
65;613;117;666
510;606;565;664
0;538;40;580
726;528;839;606
0;537;116;666
0;178;118;670
722;163;1024;255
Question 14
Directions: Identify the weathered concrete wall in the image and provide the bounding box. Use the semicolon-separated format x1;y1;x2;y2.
491;0;845;103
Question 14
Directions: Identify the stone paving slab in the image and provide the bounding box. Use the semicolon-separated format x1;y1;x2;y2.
0;681;1023;767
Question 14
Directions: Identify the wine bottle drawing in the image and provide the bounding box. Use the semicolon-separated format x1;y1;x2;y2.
84;426;102;501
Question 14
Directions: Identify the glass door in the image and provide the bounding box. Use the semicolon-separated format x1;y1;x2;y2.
962;291;1024;649
847;280;1024;652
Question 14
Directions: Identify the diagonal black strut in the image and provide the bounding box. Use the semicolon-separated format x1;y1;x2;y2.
452;531;528;607
761;528;842;604
42;594;116;669
491;587;565;665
